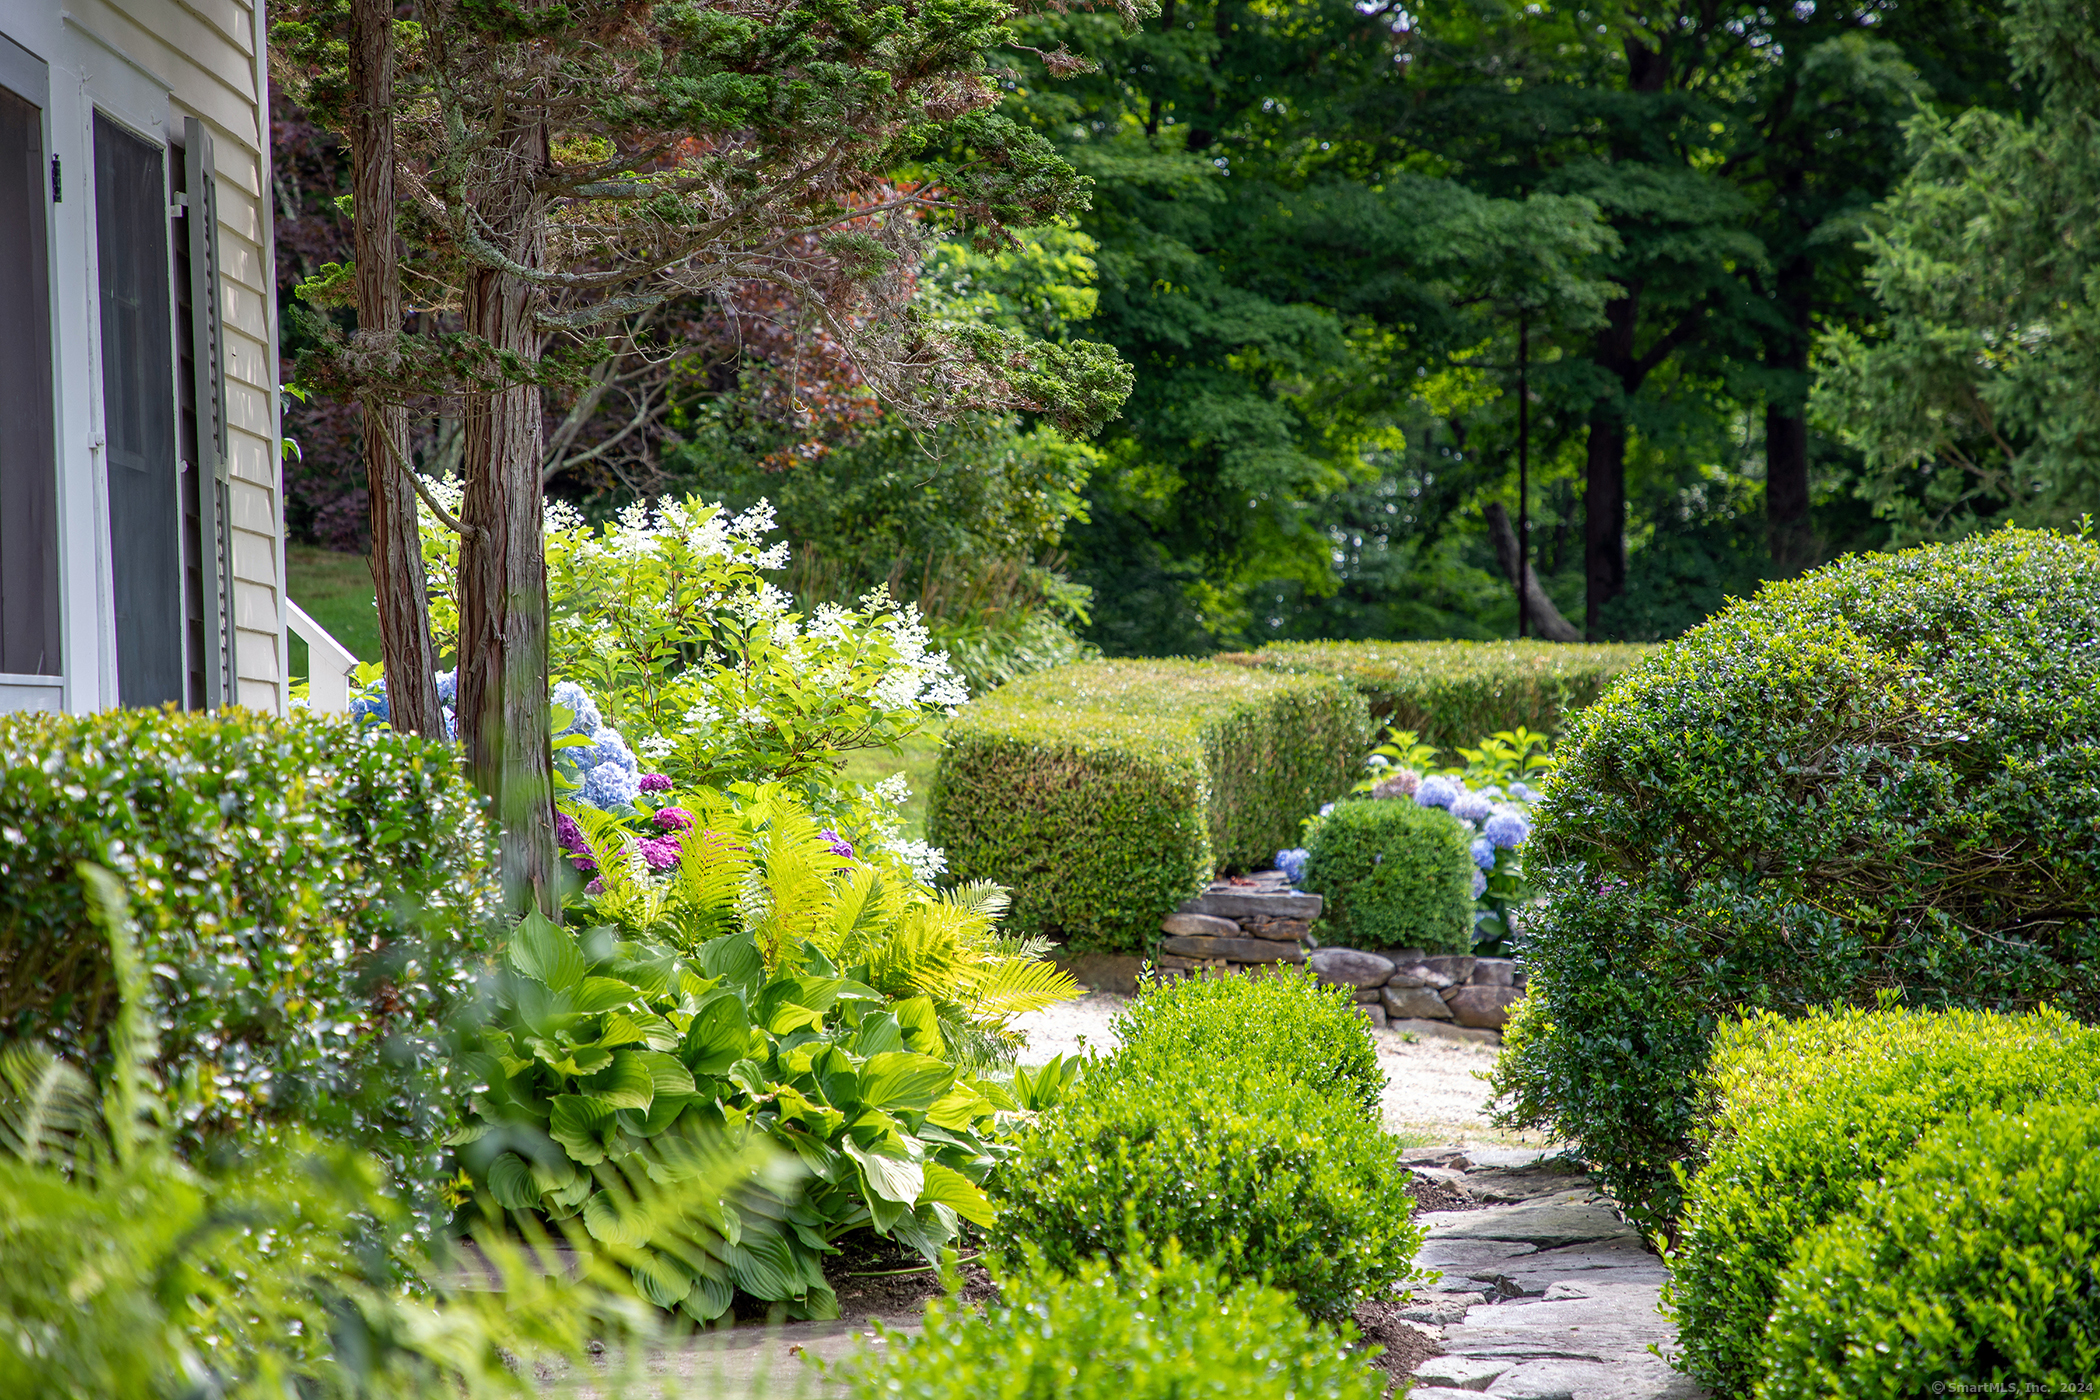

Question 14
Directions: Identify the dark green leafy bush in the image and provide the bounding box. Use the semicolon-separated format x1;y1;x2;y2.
990;1061;1421;1319
930;661;1370;953
832;1244;1384;1400
0;708;497;1146
0;866;717;1400
1492;529;2100;1231
1758;1103;2100;1398
1224;640;1652;757
1301;799;1475;954
1110;967;1384;1119
1665;1005;2100;1396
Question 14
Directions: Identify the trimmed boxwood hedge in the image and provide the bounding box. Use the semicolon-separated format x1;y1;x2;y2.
1301;799;1475;954
929;661;1369;953
1666;1005;2100;1397
1758;1102;2100;1398
0;707;498;1145
1221;640;1653;756
1491;528;2100;1234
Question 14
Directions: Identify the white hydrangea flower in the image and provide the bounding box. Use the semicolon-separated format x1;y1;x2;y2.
683;699;722;728
639;733;676;761
873;773;911;806
738;706;766;726
891;840;947;884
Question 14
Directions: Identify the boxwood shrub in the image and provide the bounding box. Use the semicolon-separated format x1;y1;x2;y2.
990;1060;1421;1319
0;707;498;1146
1665;1005;2100;1396
833;1245;1384;1400
929;661;1369;953
1758;1103;2100;1398
1490;528;2100;1232
1222;640;1653;756
1301;799;1474;954
1109;967;1384;1119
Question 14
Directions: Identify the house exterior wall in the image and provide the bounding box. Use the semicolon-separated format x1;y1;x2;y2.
0;0;285;717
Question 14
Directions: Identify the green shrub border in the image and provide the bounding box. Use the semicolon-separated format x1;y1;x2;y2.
930;661;1369;953
1223;639;1654;757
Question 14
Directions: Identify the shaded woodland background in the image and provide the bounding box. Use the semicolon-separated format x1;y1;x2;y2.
275;0;2100;667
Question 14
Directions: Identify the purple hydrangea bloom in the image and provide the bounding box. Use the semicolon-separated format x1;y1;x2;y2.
554;811;589;854
585;878;605;896
1471;868;1487;899
654;806;694;832
1275;847;1310;885
1470;836;1497;871
1415;775;1461;809
1450;791;1493;824
637;836;682;871
817;828;855;859
1484;809;1531;850
638;772;673;793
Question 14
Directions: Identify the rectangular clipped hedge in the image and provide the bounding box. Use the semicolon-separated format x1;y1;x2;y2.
928;661;1370;954
1219;639;1655;755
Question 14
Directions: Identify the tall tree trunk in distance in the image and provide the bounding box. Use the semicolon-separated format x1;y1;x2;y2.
1583;407;1627;639
458;119;556;916
348;0;442;736
1583;290;1640;640
1484;503;1582;642
1765;256;1816;576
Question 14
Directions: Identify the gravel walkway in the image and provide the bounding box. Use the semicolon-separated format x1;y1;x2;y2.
1010;991;1555;1147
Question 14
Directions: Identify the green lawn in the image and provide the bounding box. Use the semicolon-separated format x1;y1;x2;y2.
286;545;380;678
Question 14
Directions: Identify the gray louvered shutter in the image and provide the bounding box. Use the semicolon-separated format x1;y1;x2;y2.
183;116;235;708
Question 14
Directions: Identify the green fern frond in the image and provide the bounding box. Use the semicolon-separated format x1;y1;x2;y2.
76;863;162;1167
958;955;1081;1020
0;1043;104;1174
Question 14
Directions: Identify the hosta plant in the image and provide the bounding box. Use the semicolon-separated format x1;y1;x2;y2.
465;915;1017;1321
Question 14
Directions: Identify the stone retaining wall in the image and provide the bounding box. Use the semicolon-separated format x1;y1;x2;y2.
1050;872;1527;1045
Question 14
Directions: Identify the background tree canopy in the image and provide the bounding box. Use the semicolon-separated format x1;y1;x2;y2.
276;0;2088;661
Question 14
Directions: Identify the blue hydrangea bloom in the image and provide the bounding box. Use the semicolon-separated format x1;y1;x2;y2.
1275;847;1310;885
1471;868;1487;899
1470;836;1497;871
1415;775;1461;809
579;760;640;812
349;689;390;726
1451;791;1493;824
1509;781;1540;803
435;669;458;705
1484;809;1531;850
551;680;602;737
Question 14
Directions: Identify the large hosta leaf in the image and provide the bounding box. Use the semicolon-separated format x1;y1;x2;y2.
509;911;586;991
487;1151;540;1210
844;1138;924;1206
859;1051;953;1112
583;1049;656;1111
683;993;753;1075
916;1160;994;1227
549;1094;617;1165
571;975;643;1015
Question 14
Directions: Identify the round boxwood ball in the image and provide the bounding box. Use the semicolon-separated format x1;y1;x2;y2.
1492;527;2100;1230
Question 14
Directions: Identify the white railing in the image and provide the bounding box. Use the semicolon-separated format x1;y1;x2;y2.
286;600;360;715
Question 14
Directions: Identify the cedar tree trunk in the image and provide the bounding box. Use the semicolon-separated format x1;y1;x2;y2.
457;118;556;916
348;0;442;736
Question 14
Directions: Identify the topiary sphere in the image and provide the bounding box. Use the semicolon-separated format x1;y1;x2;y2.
1491;528;2100;1231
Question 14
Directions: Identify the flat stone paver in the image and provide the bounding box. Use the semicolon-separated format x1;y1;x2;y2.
1398;1149;1706;1400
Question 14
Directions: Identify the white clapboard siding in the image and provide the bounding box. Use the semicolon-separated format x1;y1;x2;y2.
75;0;284;713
